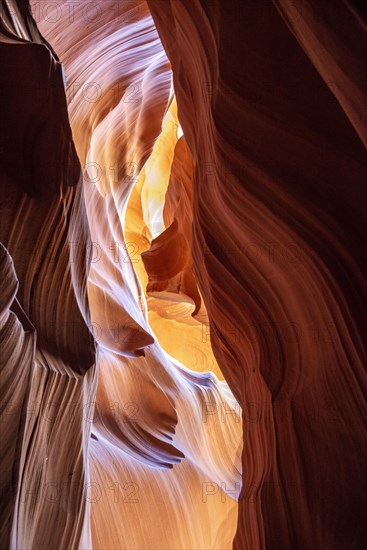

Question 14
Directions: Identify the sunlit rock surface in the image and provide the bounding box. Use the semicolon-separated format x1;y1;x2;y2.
0;0;366;549
1;1;241;549
148;1;367;549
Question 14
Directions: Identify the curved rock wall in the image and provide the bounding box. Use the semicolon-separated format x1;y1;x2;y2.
148;1;367;548
1;1;242;548
1;0;366;548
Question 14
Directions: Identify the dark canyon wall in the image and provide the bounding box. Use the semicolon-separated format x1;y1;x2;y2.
148;1;367;548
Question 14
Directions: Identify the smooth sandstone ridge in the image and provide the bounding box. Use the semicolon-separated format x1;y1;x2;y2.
0;1;366;549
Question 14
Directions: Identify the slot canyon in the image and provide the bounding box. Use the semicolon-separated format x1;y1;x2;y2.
0;0;366;549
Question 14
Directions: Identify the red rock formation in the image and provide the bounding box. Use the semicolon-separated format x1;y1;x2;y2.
1;1;242;548
148;1;367;548
1;0;366;548
0;4;96;548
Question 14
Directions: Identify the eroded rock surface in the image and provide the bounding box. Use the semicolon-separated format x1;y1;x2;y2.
1;0;366;549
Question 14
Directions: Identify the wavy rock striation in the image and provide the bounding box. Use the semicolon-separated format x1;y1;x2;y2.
1;1;242;548
1;0;366;548
148;1;367;549
1;3;96;548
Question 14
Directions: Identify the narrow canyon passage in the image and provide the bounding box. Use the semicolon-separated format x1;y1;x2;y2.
0;1;366;549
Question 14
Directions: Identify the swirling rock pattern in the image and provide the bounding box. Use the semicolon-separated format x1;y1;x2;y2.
1;3;97;548
1;0;366;549
148;1;367;549
1;1;241;549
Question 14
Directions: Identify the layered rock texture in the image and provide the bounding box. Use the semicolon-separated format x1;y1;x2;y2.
0;0;366;549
